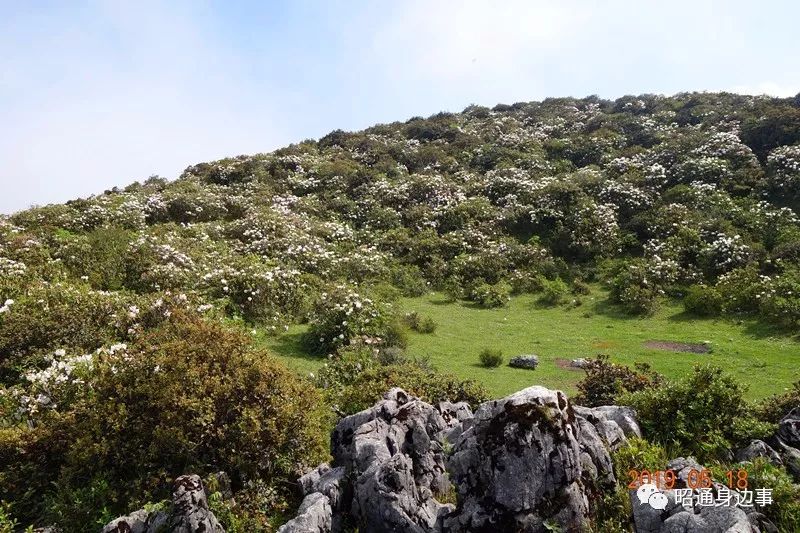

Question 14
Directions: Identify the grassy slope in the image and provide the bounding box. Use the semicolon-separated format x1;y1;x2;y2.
261;288;800;400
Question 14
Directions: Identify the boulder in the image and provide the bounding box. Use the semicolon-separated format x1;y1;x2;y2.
630;457;777;533
102;475;223;533
777;408;800;448
169;475;226;533
277;493;333;533
508;354;539;369
282;388;467;532
573;404;641;451
444;386;600;532
735;440;783;466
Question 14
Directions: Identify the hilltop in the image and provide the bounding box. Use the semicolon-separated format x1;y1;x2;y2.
2;92;800;531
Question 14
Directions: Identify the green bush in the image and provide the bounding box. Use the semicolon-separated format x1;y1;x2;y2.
571;280;591;295
758;268;800;330
390;264;429;297
403;312;437;333
479;348;503;368
608;260;661;316
538;277;569;306
417;316;437;333
622;365;774;462
742;458;800;531
0;315;329;530
574;355;662;407
470;281;511;308
683;284;723;316
302;286;392;354
57;227;133;291
755;380;800;423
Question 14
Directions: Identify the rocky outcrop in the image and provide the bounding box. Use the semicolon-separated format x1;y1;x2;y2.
630;457;777;533
102;475;224;533
508;354;539;369
445;387;595;531
736;408;800;482
279;386;640;533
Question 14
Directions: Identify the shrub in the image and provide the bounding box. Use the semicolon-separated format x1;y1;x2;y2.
417;316;437;333
302;286;392;355
390;264;429;297
0;284;133;373
538;277;569;306
479;348;503;368
574;355;662;407
608;260;662;316
741;458;800;531
470;281;511;308
755;381;800;423
715;266;762;313
615;283;659;316
683;284;723;316
622;365;774;462
313;346;377;394
382;319;409;349
58;227;133;291
571;280;591;295
403;312;437;333
758;268;800;330
0;315;329;529
592;438;670;533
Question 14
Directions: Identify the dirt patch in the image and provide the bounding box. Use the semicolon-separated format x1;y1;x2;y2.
555;358;585;371
643;340;710;354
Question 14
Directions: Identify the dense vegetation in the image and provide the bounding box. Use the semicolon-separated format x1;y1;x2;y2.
2;91;800;530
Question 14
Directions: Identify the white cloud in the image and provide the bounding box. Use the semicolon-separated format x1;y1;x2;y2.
370;1;589;82
0;2;286;214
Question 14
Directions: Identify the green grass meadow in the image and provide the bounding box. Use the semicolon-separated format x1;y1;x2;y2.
261;289;800;400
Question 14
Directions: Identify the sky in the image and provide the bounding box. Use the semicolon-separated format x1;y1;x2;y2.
1;1;799;214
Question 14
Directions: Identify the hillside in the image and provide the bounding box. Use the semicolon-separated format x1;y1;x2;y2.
2;92;800;531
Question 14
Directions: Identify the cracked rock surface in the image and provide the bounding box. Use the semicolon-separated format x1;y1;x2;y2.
281;386;637;533
101;474;224;533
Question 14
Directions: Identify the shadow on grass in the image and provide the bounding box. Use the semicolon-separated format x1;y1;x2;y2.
668;306;799;342
666;309;705;323
264;332;321;363
742;318;800;341
427;296;456;306
587;297;641;321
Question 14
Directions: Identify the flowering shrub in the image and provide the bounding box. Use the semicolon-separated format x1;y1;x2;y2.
302;286;393;354
683;284;723;316
766;144;800;197
608;259;664;315
757;268;800;329
470;281;511;308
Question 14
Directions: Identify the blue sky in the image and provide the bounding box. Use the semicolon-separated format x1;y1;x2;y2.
2;1;799;214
